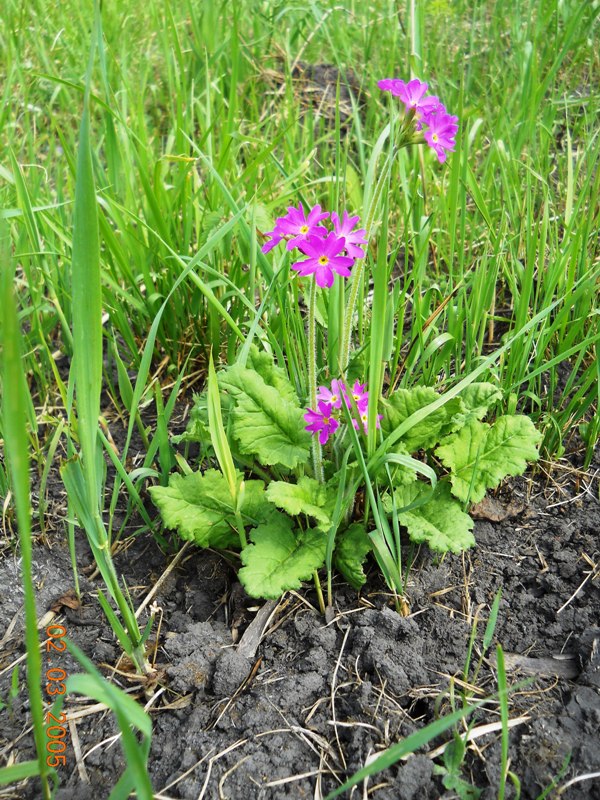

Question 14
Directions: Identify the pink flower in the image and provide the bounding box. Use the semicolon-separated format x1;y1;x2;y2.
261;203;329;254
414;95;442;130
380;78;441;118
261;230;284;253
394;78;429;109
317;379;346;409
292;232;355;288
304;401;339;445
377;78;400;93
344;380;369;413
377;76;458;163
331;212;368;259
353;411;383;434
422;109;458;163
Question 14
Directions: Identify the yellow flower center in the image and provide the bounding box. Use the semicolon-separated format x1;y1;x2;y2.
323;417;330;425
432;133;439;143
361;413;368;422
318;256;329;266
331;395;338;403
353;393;360;402
300;225;309;234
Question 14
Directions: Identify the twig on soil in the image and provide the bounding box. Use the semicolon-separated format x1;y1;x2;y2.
262;769;322;788
196;739;249;800
134;541;191;620
330;626;350;770
155;747;216;798
208;657;263;729
0;609;21;647
556;555;599;614
321;605;373;627
492;651;579;679
68;718;90;784
557;770;600;795
218;755;250;798
425;716;531;760
236;598;279;659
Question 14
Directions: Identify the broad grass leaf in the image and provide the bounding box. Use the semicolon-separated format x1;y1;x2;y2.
381;387;462;452
150;469;270;548
207;353;238;499
220;364;309;469
334;523;372;589
266;477;335;530
238;513;326;599
435;416;542;503
386;482;475;553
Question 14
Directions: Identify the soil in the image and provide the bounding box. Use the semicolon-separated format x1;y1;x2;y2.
1;455;599;800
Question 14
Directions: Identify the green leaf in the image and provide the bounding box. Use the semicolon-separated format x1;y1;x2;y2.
244;345;298;405
238;513;326;599
381;387;462;452
0;761;41;785
207;353;239;500
220;364;310;469
448;383;503;431
172;391;231;446
149;469;270;548
386;483;475;553
334;523;372;589
435;415;542;503
442;773;482;800
70;62;102;509
266;477;335;530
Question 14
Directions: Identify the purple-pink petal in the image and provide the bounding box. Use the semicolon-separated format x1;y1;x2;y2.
304;400;339;444
261;233;283;253
315;264;334;288
331;211;368;259
399;78;429;108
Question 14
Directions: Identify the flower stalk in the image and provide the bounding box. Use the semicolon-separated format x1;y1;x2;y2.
308;278;324;481
340;148;395;373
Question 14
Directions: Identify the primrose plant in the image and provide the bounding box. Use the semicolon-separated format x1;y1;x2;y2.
151;77;541;610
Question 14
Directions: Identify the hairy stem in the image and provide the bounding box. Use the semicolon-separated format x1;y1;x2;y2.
340;147;396;373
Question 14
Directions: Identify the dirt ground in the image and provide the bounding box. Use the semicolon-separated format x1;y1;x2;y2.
1;442;599;800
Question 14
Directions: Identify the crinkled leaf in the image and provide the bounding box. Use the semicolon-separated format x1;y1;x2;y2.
447;383;503;431
266;477;335;530
176;349;297;448
245;346;298;405
172;391;233;446
436;415;542;504
220;364;309;469
238;513;326;599
389;482;475;553
334;523;372;589
376;442;419;485
149;469;270;548
382;387;462;452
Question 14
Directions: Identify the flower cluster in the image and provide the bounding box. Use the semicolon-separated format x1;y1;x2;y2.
304;379;382;444
377;77;458;163
261;204;368;288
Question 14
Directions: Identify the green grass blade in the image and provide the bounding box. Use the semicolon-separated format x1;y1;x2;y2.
66;639;153;799
0;218;52;799
324;700;483;799
497;644;510;800
0;761;42;785
70;15;102;512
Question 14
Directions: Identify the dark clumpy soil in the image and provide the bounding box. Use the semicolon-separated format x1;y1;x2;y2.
1;472;599;800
